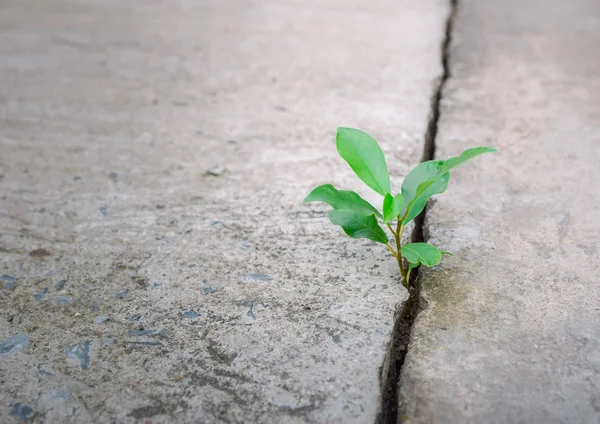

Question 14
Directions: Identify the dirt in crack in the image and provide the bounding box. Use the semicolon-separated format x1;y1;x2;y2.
377;287;420;424
376;0;457;423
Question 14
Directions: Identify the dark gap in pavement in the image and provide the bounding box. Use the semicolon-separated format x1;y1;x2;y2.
376;1;458;423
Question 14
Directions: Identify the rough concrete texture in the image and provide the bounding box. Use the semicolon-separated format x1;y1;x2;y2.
0;0;449;422
400;0;600;423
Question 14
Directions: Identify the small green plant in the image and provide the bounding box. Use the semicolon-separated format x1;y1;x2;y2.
304;128;496;291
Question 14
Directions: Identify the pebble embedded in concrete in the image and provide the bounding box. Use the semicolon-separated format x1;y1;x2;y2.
246;273;270;282
0;333;30;355
114;289;129;298
182;310;200;319
9;403;33;422
33;288;48;301
95;315;109;324
56;296;73;304
54;279;67;291
65;341;91;369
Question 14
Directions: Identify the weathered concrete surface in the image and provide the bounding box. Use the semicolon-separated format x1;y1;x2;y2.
400;0;600;422
0;1;449;422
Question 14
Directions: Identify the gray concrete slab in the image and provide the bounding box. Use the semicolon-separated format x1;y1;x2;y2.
0;1;448;422
399;0;600;422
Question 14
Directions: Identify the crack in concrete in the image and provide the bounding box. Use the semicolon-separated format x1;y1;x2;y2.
376;1;458;423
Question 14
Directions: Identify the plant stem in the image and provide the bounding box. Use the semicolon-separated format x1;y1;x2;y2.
386;223;396;236
395;218;406;283
385;213;411;289
386;243;398;258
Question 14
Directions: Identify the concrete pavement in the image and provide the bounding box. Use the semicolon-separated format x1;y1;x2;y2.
399;0;600;422
3;0;597;423
0;0;448;423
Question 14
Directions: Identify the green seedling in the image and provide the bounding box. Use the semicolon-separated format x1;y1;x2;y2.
304;128;496;291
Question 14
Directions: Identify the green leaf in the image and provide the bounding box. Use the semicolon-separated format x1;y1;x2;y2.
401;147;496;224
304;184;382;218
401;243;443;267
336;128;391;196
383;193;405;224
439;147;497;175
408;261;419;271
328;210;388;244
441;250;453;256
400;160;449;224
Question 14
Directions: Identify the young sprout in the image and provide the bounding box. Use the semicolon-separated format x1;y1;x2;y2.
304;128;496;290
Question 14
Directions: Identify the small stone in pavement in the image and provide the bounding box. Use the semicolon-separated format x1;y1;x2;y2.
114;289;129;298
34;287;48;301
247;301;256;320
9;403;33;422
247;273;270;282
39;368;54;376
206;165;224;176
65;341;91;369
182;310;200;319
0;333;30;354
56;296;73;304
54;390;71;399
0;274;16;281
54;279;67;290
95;316;109;324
